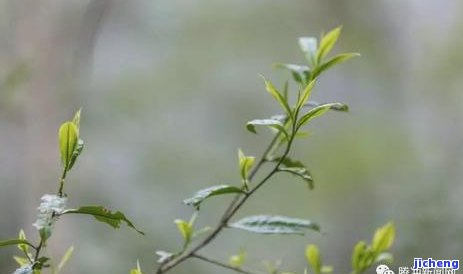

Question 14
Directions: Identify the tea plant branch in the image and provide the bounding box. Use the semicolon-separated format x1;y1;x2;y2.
155;27;370;274
230;100;302;216
157;120;297;274
0;27;398;274
155;118;290;273
2;110;143;273
33;156;70;264
57;168;68;198
191;253;262;274
33;238;45;262
226;133;295;220
156;34;317;274
222;128;284;220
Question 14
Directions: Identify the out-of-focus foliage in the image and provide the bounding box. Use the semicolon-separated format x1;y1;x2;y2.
351;222;395;274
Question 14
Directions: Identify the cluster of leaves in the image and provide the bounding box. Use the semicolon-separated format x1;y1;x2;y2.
280;222;395;274
0;110;142;274
351;222;395;274
153;27;395;274
1;27;395;274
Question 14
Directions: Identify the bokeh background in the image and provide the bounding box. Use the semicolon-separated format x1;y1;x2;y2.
1;0;462;273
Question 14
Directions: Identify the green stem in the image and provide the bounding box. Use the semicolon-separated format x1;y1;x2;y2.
58;168;68;197
23;248;35;264
33;238;44;262
32;167;69;266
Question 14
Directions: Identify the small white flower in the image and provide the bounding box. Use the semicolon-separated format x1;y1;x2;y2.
12;264;33;274
32;194;67;230
37;194;67;214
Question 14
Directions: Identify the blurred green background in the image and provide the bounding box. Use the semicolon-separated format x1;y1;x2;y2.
1;0;462;273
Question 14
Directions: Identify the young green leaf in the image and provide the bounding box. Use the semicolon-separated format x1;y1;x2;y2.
297;103;348;130
297;106;328;129
58;121;78;170
17;230;28;253
306;245;322;274
359;251;375;272
296;80;316;114
0;239;35;249
278;167;313;189
13;256;30;267
270;156;304;168
312;53;359;79
262;77;293;121
350;222;396;273
246;119;289;140
317;27;342;63
229;250;247;268
229;215;320;235
62;206;144;235
67;138;84;171
174;219;193;245
372;222;395;253
72;108;82;132
238;149;255;189
282;80;289;102
303;101;350;112
183;185;244;209
39;226;52;242
351;241;367;272
299;37;318;66
35;256;50;269
274;63;310;85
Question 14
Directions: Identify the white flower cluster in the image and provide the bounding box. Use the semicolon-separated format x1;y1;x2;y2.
12;264;33;274
32;194;67;231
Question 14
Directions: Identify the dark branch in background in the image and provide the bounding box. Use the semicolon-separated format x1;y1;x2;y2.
72;0;112;76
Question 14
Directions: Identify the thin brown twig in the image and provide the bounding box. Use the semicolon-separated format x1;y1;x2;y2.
192;253;263;274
